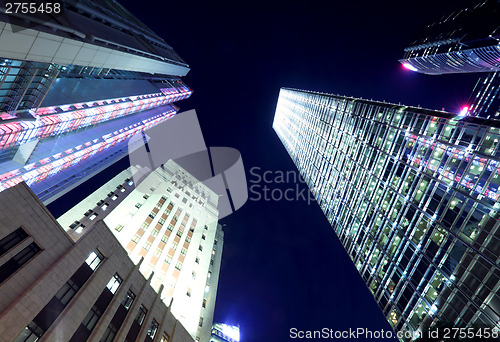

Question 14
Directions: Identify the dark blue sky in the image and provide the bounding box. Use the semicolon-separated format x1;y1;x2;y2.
50;1;483;341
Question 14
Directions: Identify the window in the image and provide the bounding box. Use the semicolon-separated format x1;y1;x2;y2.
158;218;165;225
161;195;167;200
85;250;104;270
186;236;191;243
167;225;174;231
198;317;203;327
121;290;135;310
143;194;149;199
13;322;43;342
172;242;178;250
82;305;102;331
89;213;98;220
192;271;196;279
176;230;182;237
84;209;93;217
204;225;208;230
147;319;159;338
69;221;80;229
161;235;168;243
143;242;151;251
202;299;207;308
132;235;141;243
181;248;187;256
198;245;203;251
165;255;172;264
195;257;200;264
141;222;149;230
115;224;124;232
135;203;142;209
0;228;28;256
55;278;80;305
120;188;126;192
154;248;162;257
112;195;118;200
187;288;192;297
101;203;109;210
135;305;148;325
0;242;41;283
152;229;159;237
100;322;117;342
175;261;182;270
182;198;187;203
202;234;206;240
160;333;170;342
149;212;156;219
106;274;122;294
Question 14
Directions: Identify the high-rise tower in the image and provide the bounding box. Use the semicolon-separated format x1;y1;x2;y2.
274;88;500;340
399;0;500;119
58;160;224;342
0;0;192;203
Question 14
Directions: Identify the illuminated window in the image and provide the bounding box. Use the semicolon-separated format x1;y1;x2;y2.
106;274;122;294
85;250;103;270
135;305;148;326
147;319;159;338
121;290;135;310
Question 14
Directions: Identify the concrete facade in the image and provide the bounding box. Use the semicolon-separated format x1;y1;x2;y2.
0;182;194;342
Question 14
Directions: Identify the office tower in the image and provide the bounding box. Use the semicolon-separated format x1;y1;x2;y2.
399;0;500;119
274;88;500;339
399;0;500;75
0;0;192;203
58;160;224;342
210;323;240;342
0;182;194;342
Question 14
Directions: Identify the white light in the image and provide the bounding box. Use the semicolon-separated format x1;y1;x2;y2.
220;324;240;342
402;63;418;72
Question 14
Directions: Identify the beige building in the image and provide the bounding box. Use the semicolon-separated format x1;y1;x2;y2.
0;182;194;342
58;161;224;342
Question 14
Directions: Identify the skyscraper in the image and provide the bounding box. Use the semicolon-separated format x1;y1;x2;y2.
399;0;500;75
210;323;240;342
399;0;500;119
58;160;224;342
274;88;500;339
0;181;195;342
0;0;192;203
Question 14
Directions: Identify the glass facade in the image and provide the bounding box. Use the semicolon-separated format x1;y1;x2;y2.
274;88;500;339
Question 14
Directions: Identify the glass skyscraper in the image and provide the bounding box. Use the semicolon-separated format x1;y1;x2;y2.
399;0;500;75
0;0;192;203
274;88;500;339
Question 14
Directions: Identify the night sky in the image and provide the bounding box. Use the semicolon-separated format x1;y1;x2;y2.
49;1;484;341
